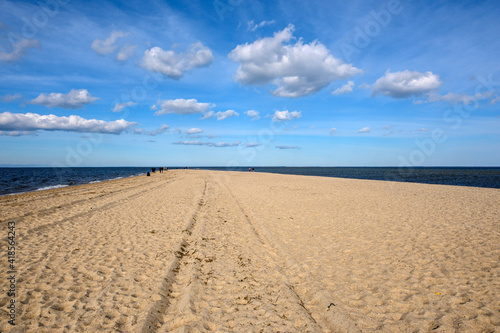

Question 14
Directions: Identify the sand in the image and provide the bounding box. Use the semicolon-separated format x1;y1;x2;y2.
0;170;499;332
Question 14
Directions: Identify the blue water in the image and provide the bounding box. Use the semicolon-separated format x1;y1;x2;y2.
0;167;149;196
1;167;499;196
203;167;500;189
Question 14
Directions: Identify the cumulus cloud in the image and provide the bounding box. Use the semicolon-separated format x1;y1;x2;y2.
0;38;40;62
140;42;213;79
29;89;99;109
329;128;337;135
216;110;239;120
91;31;129;55
229;24;362;98
153;98;213;115
186;128;203;135
116;44;137;61
272;110;301;122
246;143;261;147
173;140;241;147
245;110;260;120
276;145;301;150
2;93;22;102
113;101;137;112
247;20;276;31
331;81;354;95
358;127;371;133
371;70;442;98
0;112;136;134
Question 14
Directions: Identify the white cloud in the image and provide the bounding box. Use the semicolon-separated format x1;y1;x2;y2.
490;96;500;105
229;24;362;98
145;124;170;136
216;110;239;120
276;145;301;150
423;91;493;105
173;140;241;147
116;44;137;61
29;89;99;109
246;143;261;147
247;20;276;31
0;130;36;136
186;128;203;135
331;81;354;95
113;101;137;112
2;93;22;102
0;38;39;62
329;128;337;135
245;110;260;120
371;70;442;98
0;112;136;134
91;31;129;55
153;98;213;115
358;127;371;133
140;42;213;79
272;110;301;122
200;111;215;119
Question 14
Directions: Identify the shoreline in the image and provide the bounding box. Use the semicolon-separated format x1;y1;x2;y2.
1;170;499;331
2;167;500;198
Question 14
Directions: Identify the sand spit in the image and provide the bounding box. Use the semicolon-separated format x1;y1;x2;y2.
0;170;499;332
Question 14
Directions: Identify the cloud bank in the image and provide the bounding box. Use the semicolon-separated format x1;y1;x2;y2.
173;140;241;147
0;112;136;134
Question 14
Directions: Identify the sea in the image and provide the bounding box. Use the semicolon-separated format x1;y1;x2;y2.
0;167;499;196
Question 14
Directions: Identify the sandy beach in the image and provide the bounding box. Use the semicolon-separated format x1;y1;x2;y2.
0;170;499;332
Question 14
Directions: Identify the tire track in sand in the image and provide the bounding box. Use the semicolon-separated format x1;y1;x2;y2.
145;173;323;332
219;173;363;333
141;180;208;332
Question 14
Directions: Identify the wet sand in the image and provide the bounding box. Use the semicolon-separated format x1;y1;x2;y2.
1;170;499;332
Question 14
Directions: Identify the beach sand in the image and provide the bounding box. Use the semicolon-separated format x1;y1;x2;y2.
0;170;499;332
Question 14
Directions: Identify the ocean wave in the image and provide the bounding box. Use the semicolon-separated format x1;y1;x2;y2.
35;184;69;191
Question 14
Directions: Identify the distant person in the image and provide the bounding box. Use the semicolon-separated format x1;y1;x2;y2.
147;172;150;176
252;168;255;172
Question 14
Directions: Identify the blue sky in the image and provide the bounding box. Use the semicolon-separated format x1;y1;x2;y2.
0;0;499;167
